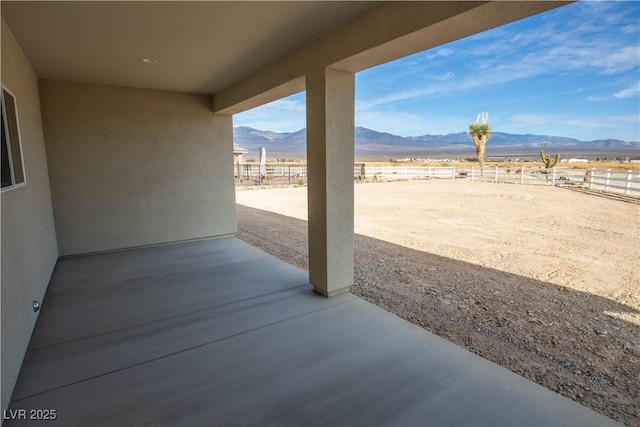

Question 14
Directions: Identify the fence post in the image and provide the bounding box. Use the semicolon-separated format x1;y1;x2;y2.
625;170;632;195
552;167;557;186
520;166;525;185
588;168;595;190
452;166;456;181
471;167;475;182
494;166;499;183
604;169;611;192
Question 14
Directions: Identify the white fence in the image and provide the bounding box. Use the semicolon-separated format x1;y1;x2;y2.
355;165;640;196
236;163;307;182
236;163;640;197
355;165;459;180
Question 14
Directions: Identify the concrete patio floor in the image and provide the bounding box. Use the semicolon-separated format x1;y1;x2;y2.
6;237;619;426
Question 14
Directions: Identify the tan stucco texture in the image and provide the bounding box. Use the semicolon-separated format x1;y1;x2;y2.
39;80;236;256
1;19;59;412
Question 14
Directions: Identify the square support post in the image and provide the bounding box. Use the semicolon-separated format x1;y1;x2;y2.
306;68;355;297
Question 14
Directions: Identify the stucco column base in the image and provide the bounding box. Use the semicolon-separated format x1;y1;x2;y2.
313;285;351;298
306;68;355;298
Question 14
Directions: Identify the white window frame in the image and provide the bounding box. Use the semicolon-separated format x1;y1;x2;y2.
1;85;26;192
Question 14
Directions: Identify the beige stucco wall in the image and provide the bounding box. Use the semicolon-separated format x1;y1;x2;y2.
39;80;236;256
1;20;59;412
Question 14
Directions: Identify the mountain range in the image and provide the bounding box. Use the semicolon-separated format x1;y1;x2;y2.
233;126;639;160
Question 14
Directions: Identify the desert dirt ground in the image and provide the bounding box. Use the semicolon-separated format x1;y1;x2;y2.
235;179;640;426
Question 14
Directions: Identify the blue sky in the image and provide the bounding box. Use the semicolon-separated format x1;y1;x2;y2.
234;1;640;142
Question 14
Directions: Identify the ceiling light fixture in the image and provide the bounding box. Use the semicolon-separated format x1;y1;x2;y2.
141;58;159;64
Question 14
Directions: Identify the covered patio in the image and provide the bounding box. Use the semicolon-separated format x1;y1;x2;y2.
2;1;620;425
6;238;617;426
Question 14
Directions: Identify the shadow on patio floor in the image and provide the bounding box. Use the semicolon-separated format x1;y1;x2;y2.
8;230;623;426
237;204;639;426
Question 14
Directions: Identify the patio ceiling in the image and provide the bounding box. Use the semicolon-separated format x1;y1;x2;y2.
0;1;379;95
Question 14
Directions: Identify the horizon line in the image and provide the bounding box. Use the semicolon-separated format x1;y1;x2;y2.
233;125;639;144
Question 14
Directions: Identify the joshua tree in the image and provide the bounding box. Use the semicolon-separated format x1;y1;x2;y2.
469;112;491;176
540;150;560;171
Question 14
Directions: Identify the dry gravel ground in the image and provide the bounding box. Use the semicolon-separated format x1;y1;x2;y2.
235;180;640;426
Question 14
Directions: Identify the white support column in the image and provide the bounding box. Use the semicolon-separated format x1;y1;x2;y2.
306;68;355;297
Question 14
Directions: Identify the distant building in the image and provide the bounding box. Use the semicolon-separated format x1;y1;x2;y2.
233;145;248;164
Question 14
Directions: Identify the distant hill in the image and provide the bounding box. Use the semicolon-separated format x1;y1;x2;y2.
233;126;639;160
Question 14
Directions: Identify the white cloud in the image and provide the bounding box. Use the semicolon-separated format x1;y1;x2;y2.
505;112;640;140
356;110;469;137
507;113;557;127
588;45;640;74
358;58;543;109
425;47;455;60
457;1;639;74
359;34;639;110
266;98;306;112
233;94;306;132
425;72;454;81
355;1;639;121
614;83;640;98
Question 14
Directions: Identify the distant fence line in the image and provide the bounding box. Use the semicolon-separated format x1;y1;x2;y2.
236;163;307;182
235;163;640;197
